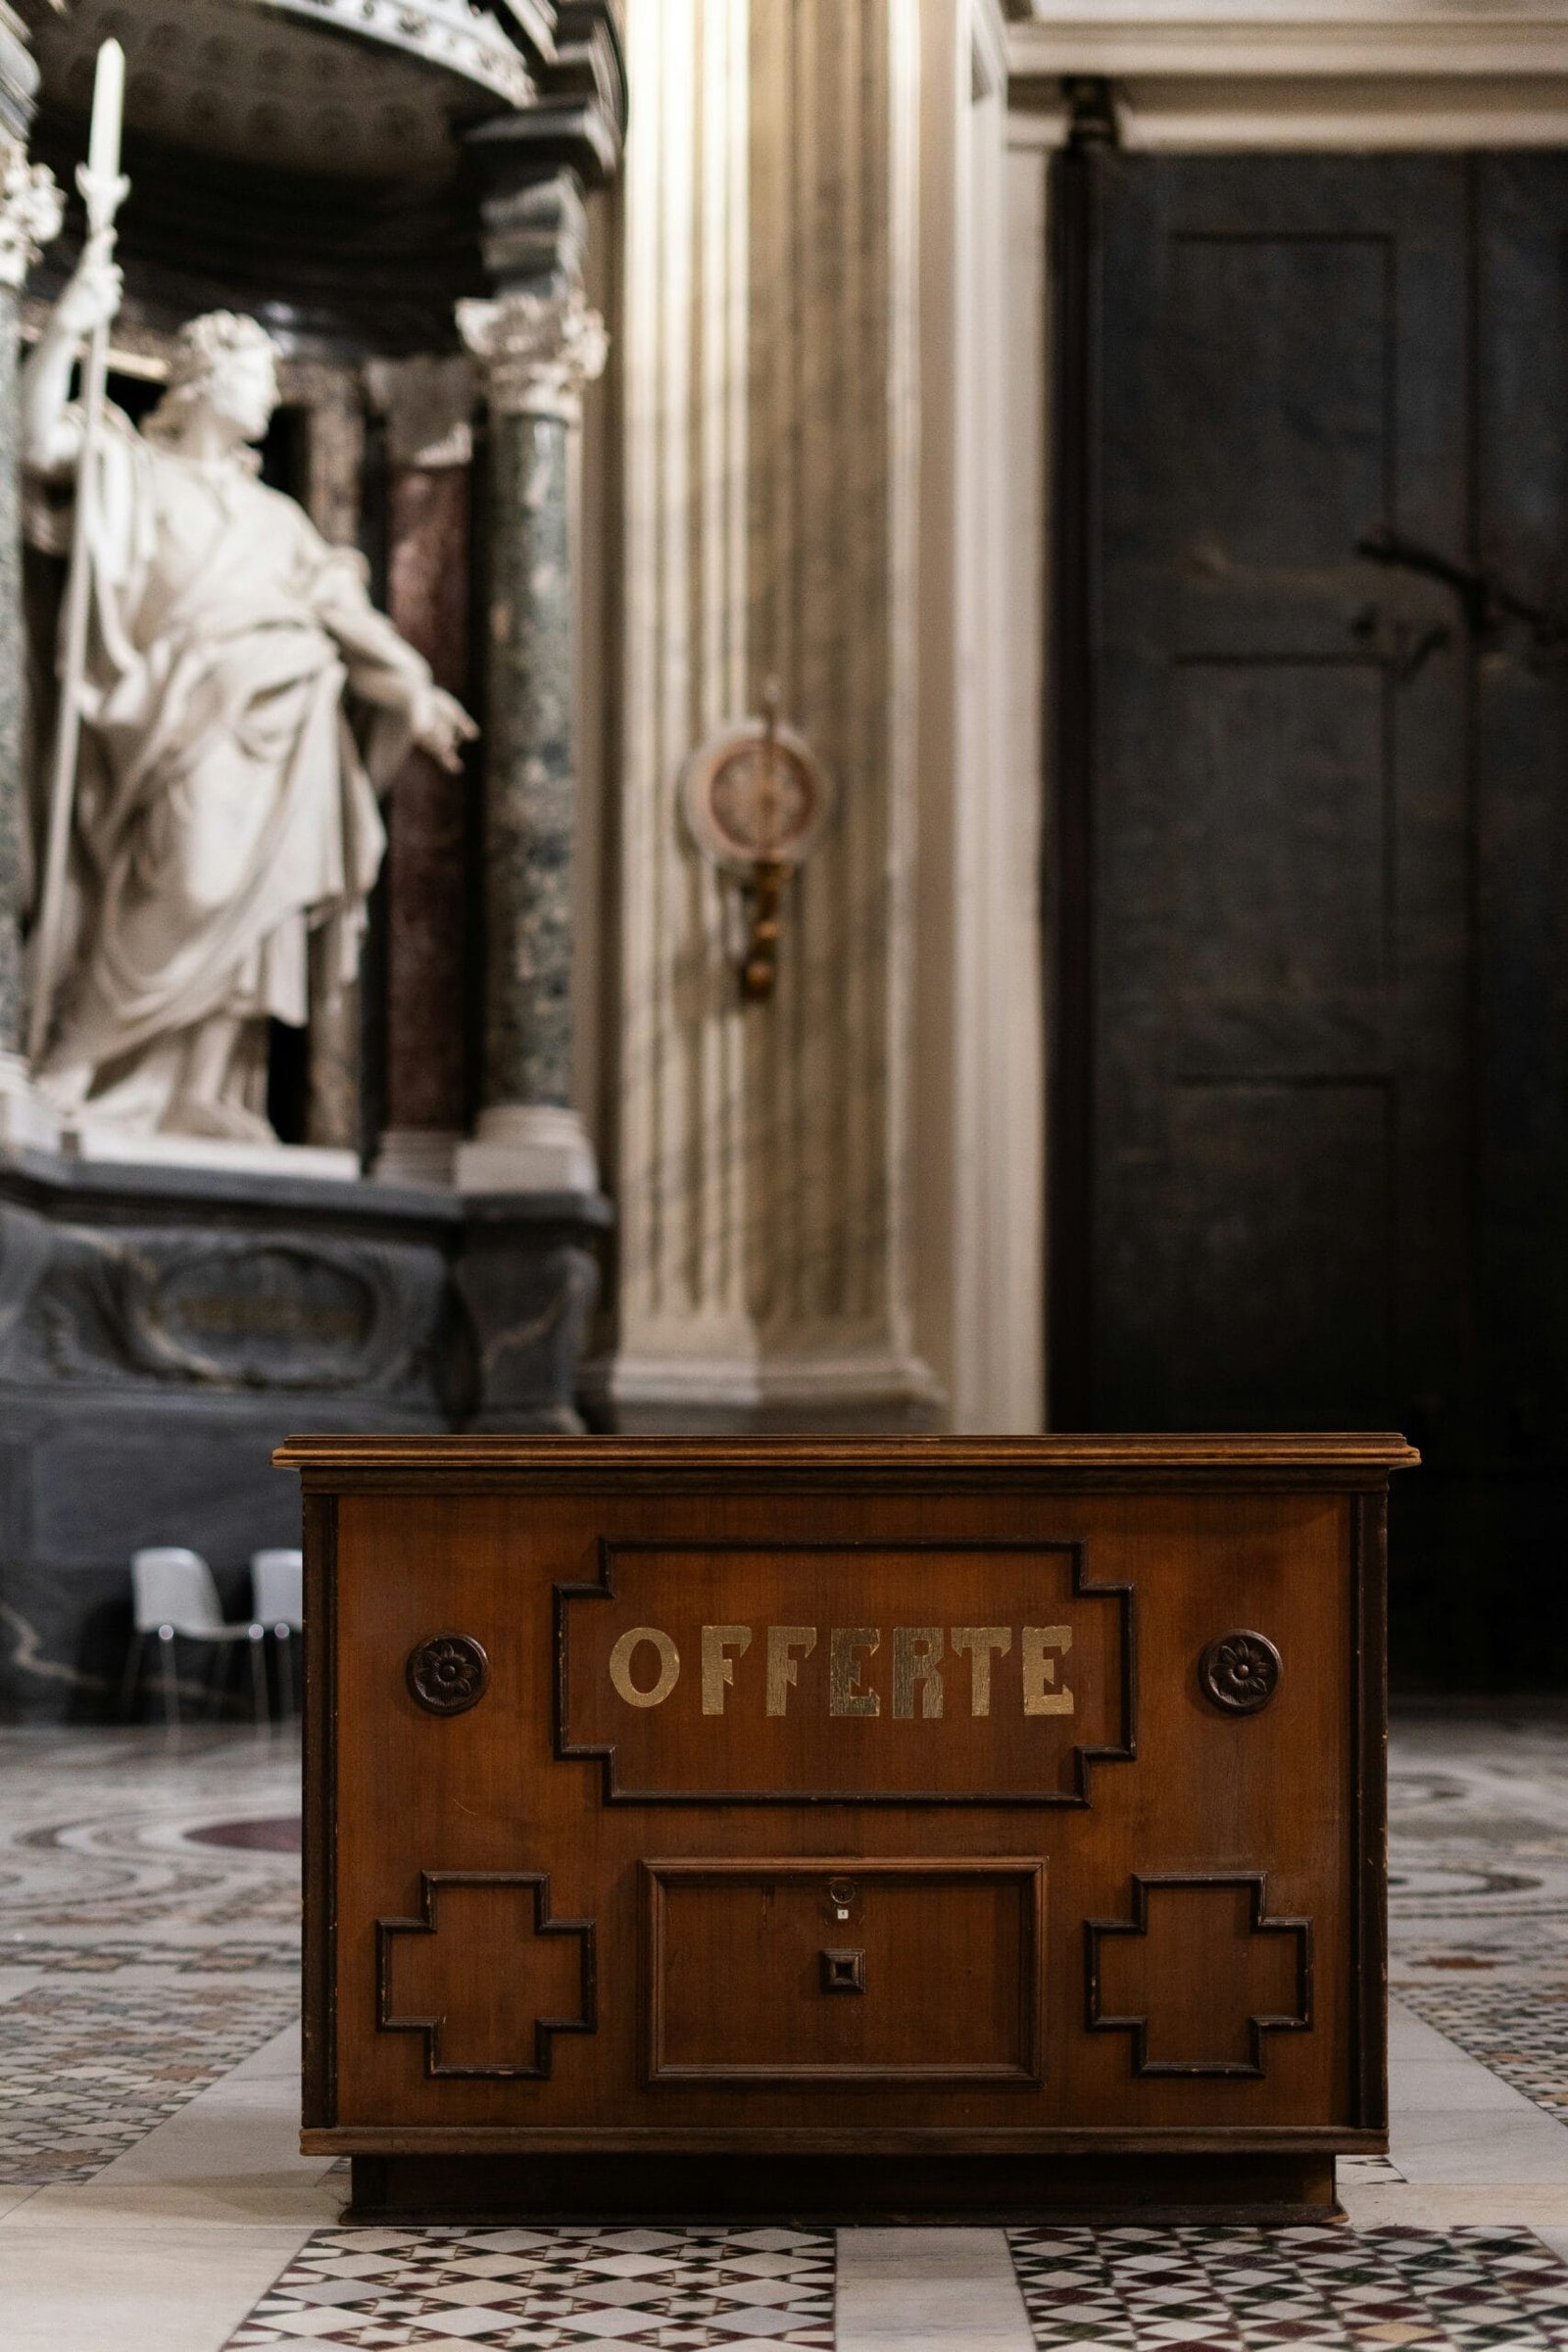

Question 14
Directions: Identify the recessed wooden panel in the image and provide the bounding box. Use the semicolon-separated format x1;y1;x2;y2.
558;1542;1134;1805
1171;664;1389;1008
1168;230;1392;568
644;1859;1045;2086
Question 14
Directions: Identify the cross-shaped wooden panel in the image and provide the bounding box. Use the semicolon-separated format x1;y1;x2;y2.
376;1871;596;2081
1085;1874;1312;2078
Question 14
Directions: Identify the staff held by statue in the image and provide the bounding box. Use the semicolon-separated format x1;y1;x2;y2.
27;37;127;1065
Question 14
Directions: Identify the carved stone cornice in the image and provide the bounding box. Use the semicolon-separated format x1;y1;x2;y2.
1008;2;1568;76
477;3;627;183
11;3;623;352
0;138;59;292
229;0;536;106
479;167;589;293
457;284;608;422
1007;4;1568;145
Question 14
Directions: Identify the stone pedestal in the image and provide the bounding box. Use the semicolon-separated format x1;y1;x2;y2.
0;1153;608;1721
454;1188;609;1430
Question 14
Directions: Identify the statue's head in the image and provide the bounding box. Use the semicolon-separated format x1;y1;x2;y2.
150;312;279;446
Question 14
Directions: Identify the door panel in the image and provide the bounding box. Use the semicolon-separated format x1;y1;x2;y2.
1472;159;1568;1664
1057;152;1568;1685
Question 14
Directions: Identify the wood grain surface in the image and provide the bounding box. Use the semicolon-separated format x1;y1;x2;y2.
284;1435;1407;2185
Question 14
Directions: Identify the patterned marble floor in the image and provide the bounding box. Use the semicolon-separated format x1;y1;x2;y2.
227;2227;838;2349
0;1729;301;2186
1009;2224;1568;2347
1;1717;1567;2351
1389;1712;1568;2133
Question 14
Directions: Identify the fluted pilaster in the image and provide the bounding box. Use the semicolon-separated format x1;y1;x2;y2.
596;0;939;1429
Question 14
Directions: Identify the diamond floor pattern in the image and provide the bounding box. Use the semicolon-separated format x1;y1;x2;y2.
224;2226;836;2349
1008;2225;1568;2349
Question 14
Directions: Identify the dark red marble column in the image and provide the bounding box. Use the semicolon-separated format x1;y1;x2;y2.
376;456;471;1182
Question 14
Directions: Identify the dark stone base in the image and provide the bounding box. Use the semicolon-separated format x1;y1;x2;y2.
0;1152;610;1721
345;2152;1342;2226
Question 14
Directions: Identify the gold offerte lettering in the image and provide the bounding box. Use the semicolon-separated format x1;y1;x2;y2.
608;1621;1079;1719
892;1626;946;1719
1021;1625;1073;1716
950;1626;1012;1716
765;1625;817;1716
609;1626;681;1708
701;1624;752;1715
829;1627;880;1717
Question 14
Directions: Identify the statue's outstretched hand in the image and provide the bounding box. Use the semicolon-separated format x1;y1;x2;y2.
54;248;123;345
22;244;124;475
414;686;479;774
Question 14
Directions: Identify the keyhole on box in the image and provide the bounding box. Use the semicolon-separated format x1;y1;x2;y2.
827;1876;857;1923
820;1946;866;1994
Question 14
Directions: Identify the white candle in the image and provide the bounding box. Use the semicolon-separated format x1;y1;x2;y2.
87;39;124;182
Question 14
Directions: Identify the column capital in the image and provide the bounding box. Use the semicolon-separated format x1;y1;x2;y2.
0;141;59;292
457;285;609;425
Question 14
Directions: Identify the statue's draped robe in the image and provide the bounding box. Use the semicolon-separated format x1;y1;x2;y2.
24;409;430;1130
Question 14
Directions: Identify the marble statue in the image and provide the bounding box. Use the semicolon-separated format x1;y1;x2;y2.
19;248;476;1148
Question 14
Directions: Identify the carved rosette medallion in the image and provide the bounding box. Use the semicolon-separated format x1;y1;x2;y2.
407;1633;491;1717
1200;1630;1282;1717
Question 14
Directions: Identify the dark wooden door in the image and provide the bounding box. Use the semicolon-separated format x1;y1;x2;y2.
1054;151;1568;1688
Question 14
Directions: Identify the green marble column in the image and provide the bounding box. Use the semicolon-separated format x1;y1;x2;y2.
0;144;60;1133
456;284;607;1194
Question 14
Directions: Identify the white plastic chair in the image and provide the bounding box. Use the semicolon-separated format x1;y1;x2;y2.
250;1549;304;1719
122;1547;269;1730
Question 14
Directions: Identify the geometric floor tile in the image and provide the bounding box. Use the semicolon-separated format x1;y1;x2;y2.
223;2227;836;2349
1394;1975;1568;2127
1008;2225;1568;2350
0;1979;301;2183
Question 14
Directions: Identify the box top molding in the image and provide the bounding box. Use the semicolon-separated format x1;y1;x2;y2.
275;1432;1421;1485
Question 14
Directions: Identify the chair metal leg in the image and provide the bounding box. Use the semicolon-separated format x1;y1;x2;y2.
249;1629;270;1730
118;1632;145;1724
158;1628;179;1731
275;1628;293;1722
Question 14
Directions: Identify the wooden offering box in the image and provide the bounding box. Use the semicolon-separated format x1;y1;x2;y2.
278;1434;1417;2222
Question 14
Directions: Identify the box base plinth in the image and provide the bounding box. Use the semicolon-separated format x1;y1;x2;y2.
345;2152;1342;2227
